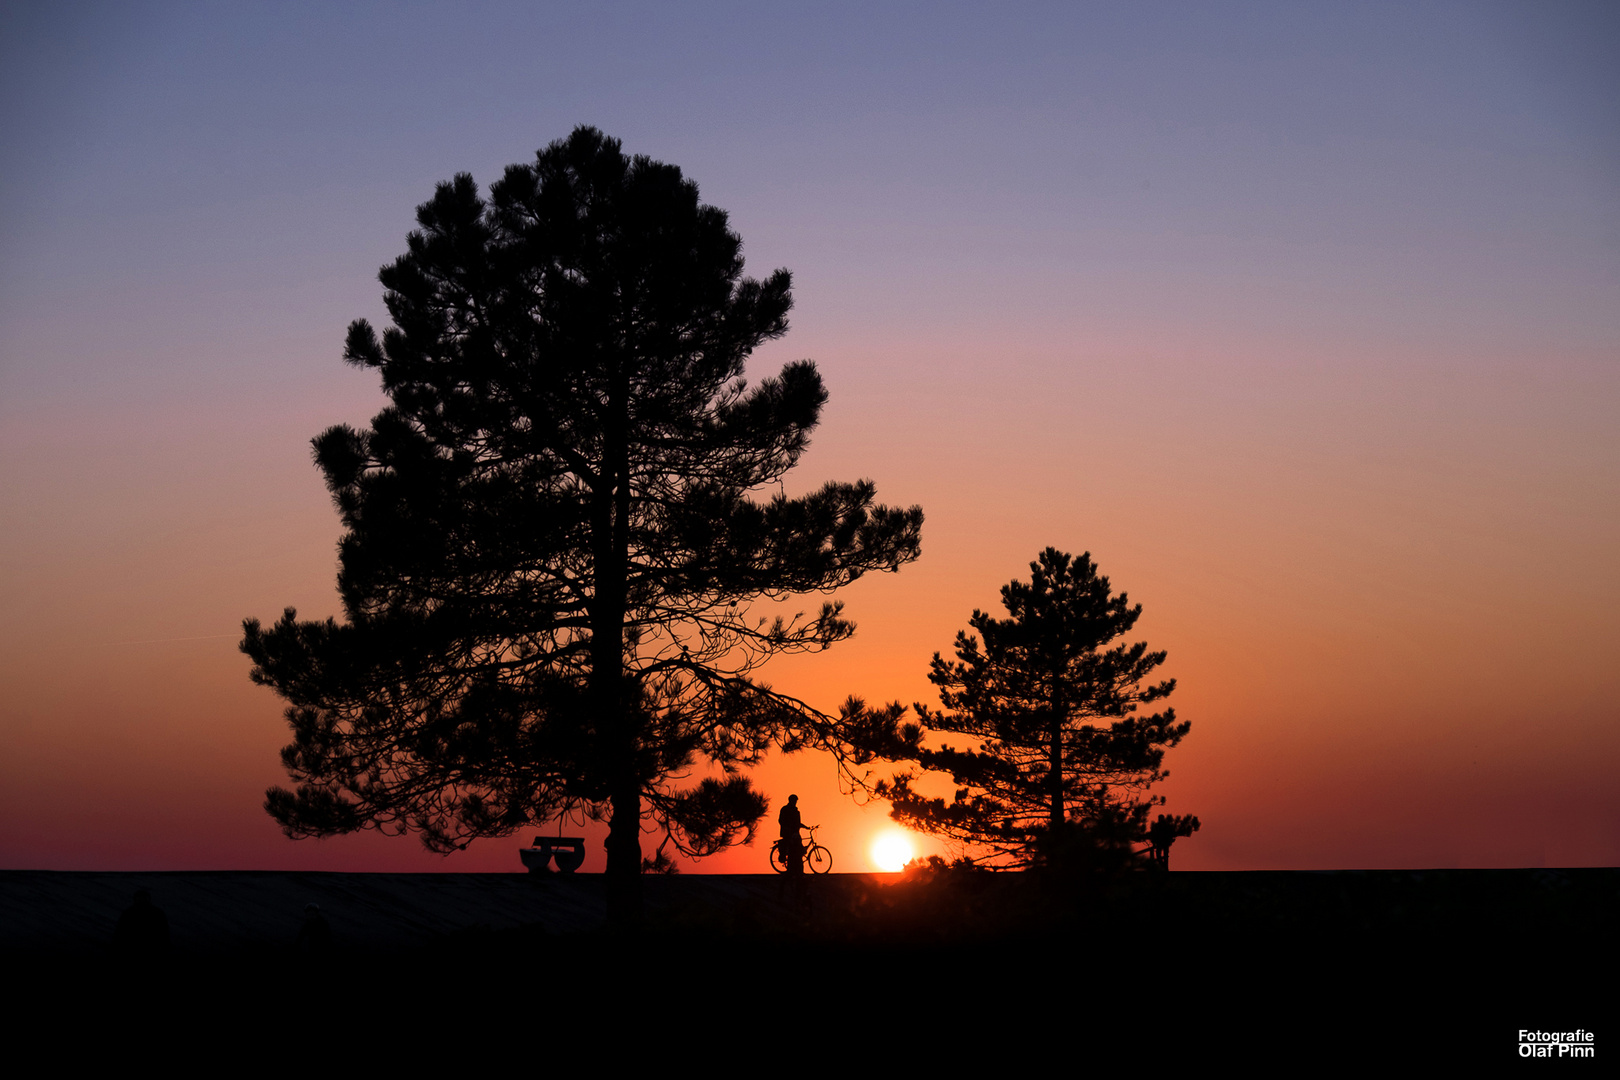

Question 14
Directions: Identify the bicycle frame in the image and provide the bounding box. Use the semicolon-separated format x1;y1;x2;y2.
770;825;832;874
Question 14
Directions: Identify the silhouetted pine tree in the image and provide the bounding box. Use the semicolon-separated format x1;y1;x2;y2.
241;128;922;919
869;548;1194;869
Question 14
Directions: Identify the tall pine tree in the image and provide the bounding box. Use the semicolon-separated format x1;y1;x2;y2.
870;548;1193;869
241;128;922;917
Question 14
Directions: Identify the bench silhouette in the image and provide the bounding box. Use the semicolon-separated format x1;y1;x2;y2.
519;837;587;874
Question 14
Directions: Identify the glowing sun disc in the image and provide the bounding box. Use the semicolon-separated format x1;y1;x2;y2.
871;830;916;872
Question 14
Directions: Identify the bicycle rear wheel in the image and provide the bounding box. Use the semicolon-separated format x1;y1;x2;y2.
769;843;788;873
807;845;832;874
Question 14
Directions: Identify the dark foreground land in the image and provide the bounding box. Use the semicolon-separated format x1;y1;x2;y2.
4;867;1612;1065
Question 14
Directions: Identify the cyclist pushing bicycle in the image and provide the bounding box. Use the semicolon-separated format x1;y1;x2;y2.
777;794;806;872
771;795;832;874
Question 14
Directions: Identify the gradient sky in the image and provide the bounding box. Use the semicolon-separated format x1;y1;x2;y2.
3;1;1616;873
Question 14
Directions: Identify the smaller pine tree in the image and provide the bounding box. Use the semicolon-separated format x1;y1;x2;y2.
872;548;1194;869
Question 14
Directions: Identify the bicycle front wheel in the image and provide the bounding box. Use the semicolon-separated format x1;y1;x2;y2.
807;845;832;874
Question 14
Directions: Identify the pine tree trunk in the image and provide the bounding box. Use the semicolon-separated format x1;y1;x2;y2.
605;783;642;924
1049;705;1064;866
598;364;641;925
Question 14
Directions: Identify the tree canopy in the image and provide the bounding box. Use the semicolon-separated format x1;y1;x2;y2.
241;128;922;908
865;548;1194;869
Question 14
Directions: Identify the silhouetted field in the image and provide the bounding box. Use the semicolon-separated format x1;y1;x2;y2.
5;868;1609;1064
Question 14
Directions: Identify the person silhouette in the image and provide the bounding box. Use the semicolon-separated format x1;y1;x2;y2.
778;794;806;874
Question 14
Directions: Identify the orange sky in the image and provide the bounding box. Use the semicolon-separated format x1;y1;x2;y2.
3;4;1617;873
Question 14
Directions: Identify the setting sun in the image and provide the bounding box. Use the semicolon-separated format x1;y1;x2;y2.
870;830;917;873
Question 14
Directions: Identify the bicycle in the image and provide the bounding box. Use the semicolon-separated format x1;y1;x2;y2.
769;825;832;874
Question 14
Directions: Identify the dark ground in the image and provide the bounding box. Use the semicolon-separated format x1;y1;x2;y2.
4;867;1611;1066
